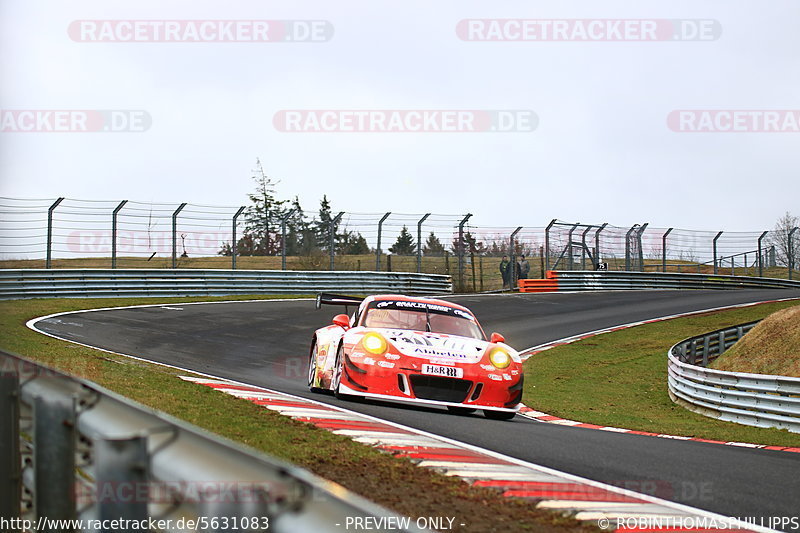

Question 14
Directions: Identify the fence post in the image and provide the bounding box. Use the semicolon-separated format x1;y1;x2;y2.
111;200;128;269
545;219;556;271
625;224;638;271
231;206;246;270
757;231;768;277
417;213;431;273
594;223;607;268
330;212;344;271
0;368;20;521
790;227;798;280
280;209;296;271
95;436;149;525
375;212;391;271
567;223;579;270
34;393;76;525
172;203;187;269
580;225;593;269
662;228;673;272
712;231;723;274
635;223;648;272
46;197;64;269
510;226;522;289
457;214;473;292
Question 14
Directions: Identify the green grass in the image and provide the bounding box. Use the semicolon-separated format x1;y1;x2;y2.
523;300;800;447
0;296;593;533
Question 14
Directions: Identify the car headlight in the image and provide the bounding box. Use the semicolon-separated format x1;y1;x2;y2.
362;332;388;355
488;347;511;369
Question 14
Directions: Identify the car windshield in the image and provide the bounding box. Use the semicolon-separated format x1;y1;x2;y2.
362;300;485;340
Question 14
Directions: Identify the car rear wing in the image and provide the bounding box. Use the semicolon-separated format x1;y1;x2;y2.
315;293;364;310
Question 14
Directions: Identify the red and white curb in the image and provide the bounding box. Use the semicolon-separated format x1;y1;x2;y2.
180;376;775;533
517;297;800;455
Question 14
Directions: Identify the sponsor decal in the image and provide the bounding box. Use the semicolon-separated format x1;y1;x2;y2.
488;374;502;381
377;361;395;369
363;357;376;366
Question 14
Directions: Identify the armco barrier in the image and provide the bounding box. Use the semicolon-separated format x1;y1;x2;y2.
518;270;800;292
667;322;800;433
0;269;452;300
0;350;428;532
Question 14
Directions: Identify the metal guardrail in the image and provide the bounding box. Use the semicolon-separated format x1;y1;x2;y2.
518;270;800;292
0;350;427;532
667;322;800;433
0;269;452;300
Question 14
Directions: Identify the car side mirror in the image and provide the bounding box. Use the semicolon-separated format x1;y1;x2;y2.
490;332;505;344
332;314;350;329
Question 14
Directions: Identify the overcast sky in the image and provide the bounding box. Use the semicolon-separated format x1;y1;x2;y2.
1;0;798;232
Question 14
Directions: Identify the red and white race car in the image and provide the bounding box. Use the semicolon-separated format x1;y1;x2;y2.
308;293;523;420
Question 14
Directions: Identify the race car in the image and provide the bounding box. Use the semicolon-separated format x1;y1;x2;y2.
307;293;523;420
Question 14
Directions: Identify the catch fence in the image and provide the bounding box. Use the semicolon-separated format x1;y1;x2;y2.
1;197;797;292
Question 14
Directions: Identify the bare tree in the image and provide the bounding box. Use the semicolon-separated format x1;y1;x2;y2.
768;212;799;267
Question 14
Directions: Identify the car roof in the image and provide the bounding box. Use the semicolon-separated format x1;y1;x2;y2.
364;294;473;314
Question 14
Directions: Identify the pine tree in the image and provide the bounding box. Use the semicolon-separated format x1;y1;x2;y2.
423;232;445;256
312;195;342;253
242;158;286;255
339;230;370;254
390;226;416;255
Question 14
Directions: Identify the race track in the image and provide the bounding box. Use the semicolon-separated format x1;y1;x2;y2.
34;289;800;526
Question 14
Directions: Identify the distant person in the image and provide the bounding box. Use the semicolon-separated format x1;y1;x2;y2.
499;255;511;288
517;255;530;280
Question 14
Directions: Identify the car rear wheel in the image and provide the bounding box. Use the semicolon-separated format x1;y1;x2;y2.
308;339;323;393
483;409;516;420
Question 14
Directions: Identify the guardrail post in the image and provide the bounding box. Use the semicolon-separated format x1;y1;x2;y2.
34;392;76;527
280;209;295;271
545;219;556;271
457;214;472;291
594;223;607;268
757;230;768;277
580;225;593;269
172;203;188;269
636;223;648;272
0;367;21;521
712;231;723;274
46;197;65;269
111;200;128;269
416;213;431;273
375;212;391;271
330;212;344;271
567;223;579;270
510;226;522;289
625;224;638;271
232;206;246;270
662;228;673;273
790;227;798;280
95;436;149;526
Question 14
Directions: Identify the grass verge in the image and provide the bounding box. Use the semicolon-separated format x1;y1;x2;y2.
711;306;800;377
0;296;593;533
523;300;800;447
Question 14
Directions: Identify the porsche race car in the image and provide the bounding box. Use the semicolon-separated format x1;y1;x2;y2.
308;293;523;420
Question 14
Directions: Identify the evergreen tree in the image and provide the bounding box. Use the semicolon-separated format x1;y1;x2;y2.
423;232;446;256
338;230;370;254
390;225;416;255
242;158;286;255
312;195;342;253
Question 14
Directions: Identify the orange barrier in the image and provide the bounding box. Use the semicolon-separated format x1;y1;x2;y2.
517;278;559;293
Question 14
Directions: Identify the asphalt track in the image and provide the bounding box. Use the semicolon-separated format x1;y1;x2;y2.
35;290;800;527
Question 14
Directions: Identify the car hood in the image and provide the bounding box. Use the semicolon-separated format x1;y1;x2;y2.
376;329;492;364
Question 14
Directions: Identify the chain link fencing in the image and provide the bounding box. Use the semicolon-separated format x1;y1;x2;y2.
1;198;797;292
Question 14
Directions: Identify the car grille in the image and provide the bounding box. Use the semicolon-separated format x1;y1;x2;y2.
409;375;473;403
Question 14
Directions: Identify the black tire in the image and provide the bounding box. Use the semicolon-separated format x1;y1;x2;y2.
332;344;350;400
308;338;323;393
483;409;516;421
447;406;477;415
